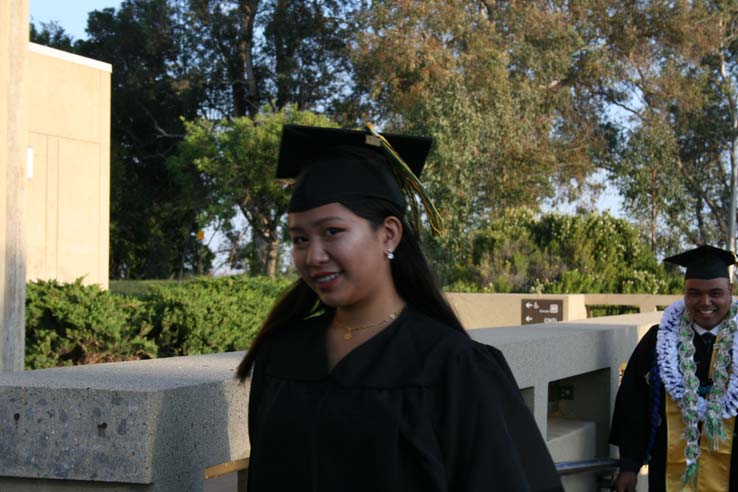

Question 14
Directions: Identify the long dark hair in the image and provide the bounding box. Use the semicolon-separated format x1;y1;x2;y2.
236;199;465;381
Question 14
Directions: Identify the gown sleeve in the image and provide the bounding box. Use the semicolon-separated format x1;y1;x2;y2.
436;343;563;492
609;325;659;472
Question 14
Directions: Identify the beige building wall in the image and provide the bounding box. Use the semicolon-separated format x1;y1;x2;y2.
24;43;111;288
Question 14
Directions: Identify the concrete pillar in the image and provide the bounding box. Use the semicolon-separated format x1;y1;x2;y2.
0;0;29;372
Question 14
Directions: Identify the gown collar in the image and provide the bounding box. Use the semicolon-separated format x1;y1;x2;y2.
263;307;447;387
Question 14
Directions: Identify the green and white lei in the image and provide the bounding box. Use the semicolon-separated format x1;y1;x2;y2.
656;299;738;486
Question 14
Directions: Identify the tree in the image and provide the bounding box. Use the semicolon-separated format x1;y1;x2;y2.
188;0;358;118
585;1;738;252
188;0;261;117
351;1;611;279
30;21;76;51
447;209;680;294
169;107;337;276
604;117;690;252
261;0;357;113
72;0;211;278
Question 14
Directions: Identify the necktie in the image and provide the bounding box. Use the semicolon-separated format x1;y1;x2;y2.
702;332;716;357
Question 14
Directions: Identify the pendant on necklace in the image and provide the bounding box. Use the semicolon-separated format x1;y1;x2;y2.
344;332;353;341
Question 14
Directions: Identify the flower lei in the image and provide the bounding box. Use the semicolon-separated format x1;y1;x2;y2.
656;299;738;487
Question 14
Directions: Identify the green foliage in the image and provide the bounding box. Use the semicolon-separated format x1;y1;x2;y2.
109;279;190;299
30;21;76;51
142;275;292;356
25;276;293;368
586;305;641;318
25;279;156;369
446;210;682;294
169;107;337;276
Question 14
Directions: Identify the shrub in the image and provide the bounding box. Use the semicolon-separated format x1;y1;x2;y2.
142;275;292;357
25;276;293;368
25;279;156;369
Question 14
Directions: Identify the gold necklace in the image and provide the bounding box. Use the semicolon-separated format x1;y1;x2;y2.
334;309;402;341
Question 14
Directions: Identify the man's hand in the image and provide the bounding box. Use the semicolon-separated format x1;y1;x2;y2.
611;471;637;492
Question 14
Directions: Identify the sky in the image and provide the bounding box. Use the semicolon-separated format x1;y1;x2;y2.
30;0;122;40
27;0;625;219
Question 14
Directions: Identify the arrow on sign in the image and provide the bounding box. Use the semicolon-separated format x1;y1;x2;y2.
525;316;533;322
525;302;533;308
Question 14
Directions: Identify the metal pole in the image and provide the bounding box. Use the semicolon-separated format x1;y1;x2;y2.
555;458;620;476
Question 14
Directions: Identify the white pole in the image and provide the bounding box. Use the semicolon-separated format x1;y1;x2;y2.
0;0;28;372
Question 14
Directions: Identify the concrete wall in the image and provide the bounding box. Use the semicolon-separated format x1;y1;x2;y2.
0;0;29;373
0;312;660;491
583;293;681;313
446;292;588;329
446;292;680;329
25;43;112;288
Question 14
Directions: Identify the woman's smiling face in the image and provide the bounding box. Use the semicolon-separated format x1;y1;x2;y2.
288;202;395;309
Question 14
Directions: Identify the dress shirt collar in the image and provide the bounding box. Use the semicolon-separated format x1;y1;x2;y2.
692;321;720;337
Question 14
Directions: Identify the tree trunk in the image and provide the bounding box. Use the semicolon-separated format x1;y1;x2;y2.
650;167;657;251
696;195;706;244
225;0;260;117
264;236;279;277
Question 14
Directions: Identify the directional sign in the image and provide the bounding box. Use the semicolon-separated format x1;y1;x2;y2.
521;299;563;325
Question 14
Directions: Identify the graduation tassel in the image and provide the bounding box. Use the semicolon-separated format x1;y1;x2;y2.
365;123;444;236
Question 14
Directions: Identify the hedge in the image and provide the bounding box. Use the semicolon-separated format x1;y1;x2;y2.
25;279;156;369
25;276;292;369
143;275;292;357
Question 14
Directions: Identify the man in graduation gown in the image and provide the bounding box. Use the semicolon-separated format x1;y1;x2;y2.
611;244;738;492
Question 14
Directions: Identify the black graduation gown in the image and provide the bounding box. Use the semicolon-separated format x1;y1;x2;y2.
610;324;738;491
247;308;563;492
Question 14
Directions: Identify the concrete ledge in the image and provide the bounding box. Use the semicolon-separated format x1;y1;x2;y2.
0;353;248;488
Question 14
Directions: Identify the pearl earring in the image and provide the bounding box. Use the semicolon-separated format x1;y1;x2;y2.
385;249;395;260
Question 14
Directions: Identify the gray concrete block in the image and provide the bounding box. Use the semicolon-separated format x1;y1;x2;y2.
0;352;249;486
470;316;656;437
0;385;153;482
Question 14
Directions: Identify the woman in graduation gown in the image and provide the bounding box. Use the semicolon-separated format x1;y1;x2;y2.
236;124;563;492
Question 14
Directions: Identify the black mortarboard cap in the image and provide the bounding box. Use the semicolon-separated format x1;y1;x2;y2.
663;244;736;279
277;125;433;213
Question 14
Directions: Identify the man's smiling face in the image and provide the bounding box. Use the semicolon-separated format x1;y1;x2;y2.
684;277;734;330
